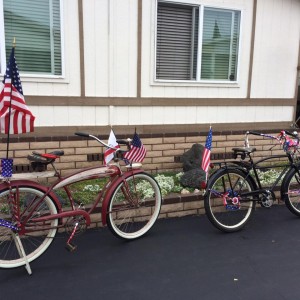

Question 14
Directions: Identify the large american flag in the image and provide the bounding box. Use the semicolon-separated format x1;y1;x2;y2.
0;47;35;134
124;132;146;163
202;127;212;176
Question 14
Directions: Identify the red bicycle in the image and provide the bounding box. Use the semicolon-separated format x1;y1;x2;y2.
0;132;162;274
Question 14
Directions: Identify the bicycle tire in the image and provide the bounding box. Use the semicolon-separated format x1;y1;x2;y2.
106;173;162;239
0;185;58;269
204;168;256;232
282;168;300;217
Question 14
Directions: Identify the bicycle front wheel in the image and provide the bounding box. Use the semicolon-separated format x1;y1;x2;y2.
0;185;58;269
107;173;162;239
282;168;300;216
204;168;256;232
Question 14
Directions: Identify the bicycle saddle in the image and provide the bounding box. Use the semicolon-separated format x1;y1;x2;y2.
27;151;64;163
232;147;256;160
232;147;256;154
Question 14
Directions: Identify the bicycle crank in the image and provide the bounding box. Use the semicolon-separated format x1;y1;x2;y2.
65;216;87;252
260;190;275;208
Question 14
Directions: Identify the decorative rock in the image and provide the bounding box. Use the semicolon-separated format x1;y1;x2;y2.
180;168;206;189
180;143;204;172
181;189;190;194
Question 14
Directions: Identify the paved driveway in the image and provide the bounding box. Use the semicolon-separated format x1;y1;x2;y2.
1;205;300;300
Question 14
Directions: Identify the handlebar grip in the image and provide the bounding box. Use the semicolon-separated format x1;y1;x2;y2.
284;130;298;138
75;132;90;138
247;131;263;136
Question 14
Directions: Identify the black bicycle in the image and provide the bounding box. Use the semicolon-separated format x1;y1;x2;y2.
204;130;300;232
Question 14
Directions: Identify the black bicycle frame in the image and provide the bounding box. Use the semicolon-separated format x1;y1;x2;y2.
214;152;300;202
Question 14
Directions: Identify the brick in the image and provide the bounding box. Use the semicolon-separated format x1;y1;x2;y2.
75;147;102;155
6;142;30;150
13;158;30;165
146;151;163;158
163;137;185;143
55;162;76;170
167;210;197;218
152;156;174;163
60;155;87;163
30;141;60;149
175;143;194;150
143;138;163;145
254;139;275;146
163;149;183;156
162;162;182;169
217;141;237;147
76;161;100;169
152;144;174;151
183;200;204;210
160;203;183;213
186;136;206;143
60;141;88;148
226;134;246;141
211;135;227;142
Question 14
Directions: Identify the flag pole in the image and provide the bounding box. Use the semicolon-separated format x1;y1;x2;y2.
5;38;16;159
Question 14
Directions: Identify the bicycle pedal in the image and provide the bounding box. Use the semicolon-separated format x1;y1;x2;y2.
65;242;77;252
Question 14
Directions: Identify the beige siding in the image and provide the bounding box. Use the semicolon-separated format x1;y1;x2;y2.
30;105;293;127
83;0;138;97
251;0;300;98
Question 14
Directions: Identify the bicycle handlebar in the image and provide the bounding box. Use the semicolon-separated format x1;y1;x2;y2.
244;130;299;151
75;132;90;138
75;132;132;151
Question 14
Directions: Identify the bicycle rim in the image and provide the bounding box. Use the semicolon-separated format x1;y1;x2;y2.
284;169;300;216
107;173;162;239
0;186;58;268
206;170;255;232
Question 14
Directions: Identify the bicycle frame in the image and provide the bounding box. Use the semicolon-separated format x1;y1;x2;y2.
0;163;144;233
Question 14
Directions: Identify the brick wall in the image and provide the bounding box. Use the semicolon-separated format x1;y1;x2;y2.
0;129;289;177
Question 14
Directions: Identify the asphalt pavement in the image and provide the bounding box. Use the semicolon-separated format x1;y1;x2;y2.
1;205;300;300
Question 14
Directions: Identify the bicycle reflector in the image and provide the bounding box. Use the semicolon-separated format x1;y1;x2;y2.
200;181;207;189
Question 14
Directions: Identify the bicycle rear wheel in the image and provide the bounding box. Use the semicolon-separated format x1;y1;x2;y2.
282;168;300;216
204;168;256;232
0;185;58;269
107;173;162;239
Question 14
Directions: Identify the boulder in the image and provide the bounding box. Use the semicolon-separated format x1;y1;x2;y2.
180;143;207;188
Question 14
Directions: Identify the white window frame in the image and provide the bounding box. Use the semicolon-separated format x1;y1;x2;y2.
154;0;243;85
0;0;65;79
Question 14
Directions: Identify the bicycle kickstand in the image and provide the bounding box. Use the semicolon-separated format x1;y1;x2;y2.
13;233;32;275
65;222;78;252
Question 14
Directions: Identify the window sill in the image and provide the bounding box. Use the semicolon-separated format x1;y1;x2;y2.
0;73;69;84
151;79;240;88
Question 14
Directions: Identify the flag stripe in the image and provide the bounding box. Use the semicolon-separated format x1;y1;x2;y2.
201;127;213;180
0;47;35;134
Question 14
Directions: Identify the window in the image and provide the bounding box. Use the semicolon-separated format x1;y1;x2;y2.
2;0;62;76
156;1;241;82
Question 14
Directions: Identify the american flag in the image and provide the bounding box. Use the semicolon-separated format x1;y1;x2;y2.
104;129;120;165
202;127;212;176
124;132;146;163
1;158;13;178
0;47;35;134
